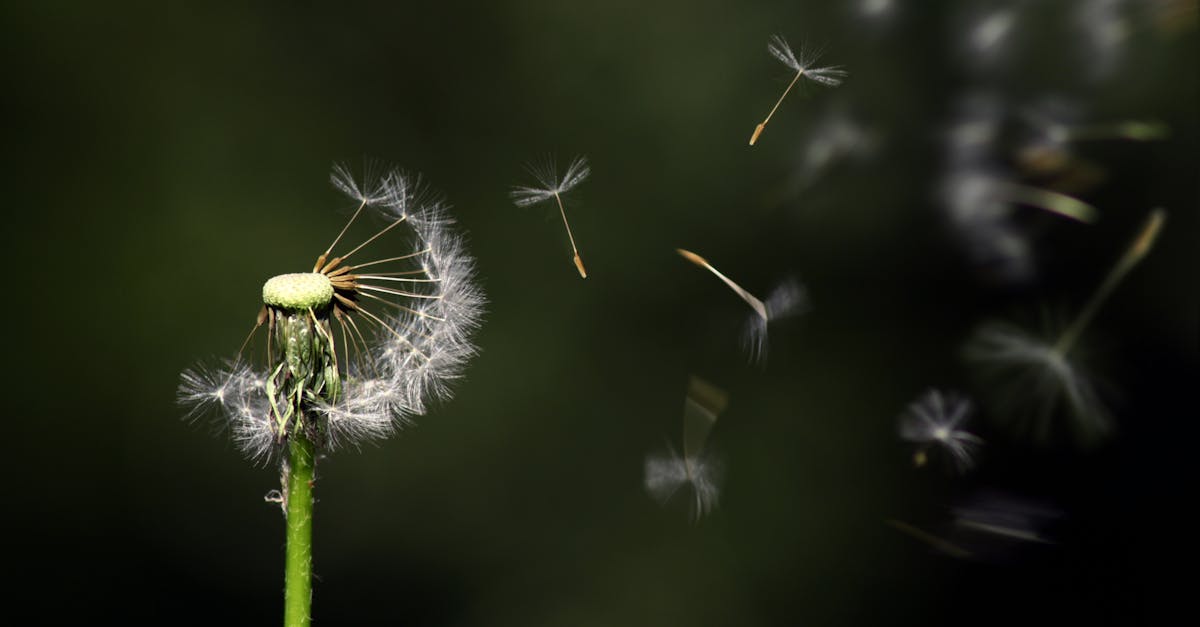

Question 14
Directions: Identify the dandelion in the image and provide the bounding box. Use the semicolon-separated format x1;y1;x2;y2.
965;209;1166;445
897;389;984;472
645;376;727;521
510;155;591;278
749;36;847;146
676;248;808;364
178;164;484;626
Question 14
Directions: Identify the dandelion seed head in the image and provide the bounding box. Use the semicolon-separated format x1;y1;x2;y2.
898;389;984;473
179;163;485;460
964;321;1110;446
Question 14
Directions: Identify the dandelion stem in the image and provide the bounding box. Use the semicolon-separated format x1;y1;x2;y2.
750;70;803;146
1001;182;1098;223
337;216;409;264
1053;209;1166;355
676;248;768;320
554;192;587;278
321;199;368;260
284;429;316;627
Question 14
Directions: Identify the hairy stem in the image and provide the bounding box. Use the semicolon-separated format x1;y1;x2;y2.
284;431;316;627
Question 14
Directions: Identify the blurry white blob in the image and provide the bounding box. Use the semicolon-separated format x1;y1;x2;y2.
1074;0;1134;80
956;1;1022;70
965;209;1166;446
793;105;878;190
644;376;728;522
952;491;1060;546
677;248;809;364
897;389;984;473
859;0;897;20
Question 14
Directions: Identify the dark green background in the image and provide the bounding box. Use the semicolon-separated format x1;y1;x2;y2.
6;1;1197;625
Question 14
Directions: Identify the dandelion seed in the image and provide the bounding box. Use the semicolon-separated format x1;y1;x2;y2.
749;36;847;146
965;209;1166;445
510;155;591;278
677;249;808;364
644;376;727;521
897;389;984;473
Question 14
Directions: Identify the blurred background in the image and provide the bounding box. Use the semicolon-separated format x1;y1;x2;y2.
4;1;1197;624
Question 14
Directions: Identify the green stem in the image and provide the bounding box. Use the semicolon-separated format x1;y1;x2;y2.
1052;208;1166;356
284;431;316;627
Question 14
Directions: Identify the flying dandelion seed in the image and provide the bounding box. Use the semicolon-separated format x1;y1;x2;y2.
857;0;898;22
177;163;485;624
965;209;1166;445
510;155;591;278
676;249;808;364
749;36;847;146
644;376;727;521
897;389;984;473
